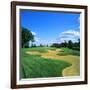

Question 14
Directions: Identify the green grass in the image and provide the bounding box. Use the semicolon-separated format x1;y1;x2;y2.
57;48;80;56
21;48;71;78
49;48;56;50
22;47;57;53
22;47;48;53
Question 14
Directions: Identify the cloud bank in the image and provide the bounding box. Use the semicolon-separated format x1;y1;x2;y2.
56;30;80;43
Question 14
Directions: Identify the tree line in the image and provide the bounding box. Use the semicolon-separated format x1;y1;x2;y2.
22;27;34;48
22;27;80;51
51;39;80;51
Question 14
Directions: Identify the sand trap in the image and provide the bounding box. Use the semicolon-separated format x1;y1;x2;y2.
26;49;80;76
26;51;41;55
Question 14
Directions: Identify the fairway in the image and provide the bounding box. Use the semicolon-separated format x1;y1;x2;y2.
21;47;80;78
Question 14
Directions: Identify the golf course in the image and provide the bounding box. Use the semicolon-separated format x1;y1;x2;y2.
21;47;80;78
20;10;80;79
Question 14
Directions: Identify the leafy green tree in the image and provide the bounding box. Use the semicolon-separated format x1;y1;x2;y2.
22;27;34;48
78;39;80;46
47;44;48;47
51;39;80;51
24;42;29;48
40;44;43;47
31;44;36;47
51;43;58;48
67;40;73;49
63;41;67;47
31;39;35;47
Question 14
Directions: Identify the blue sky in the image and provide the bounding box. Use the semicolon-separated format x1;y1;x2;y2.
20;10;80;46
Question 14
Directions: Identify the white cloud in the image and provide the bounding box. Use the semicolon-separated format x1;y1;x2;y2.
61;30;80;37
57;30;80;43
31;37;55;46
31;31;36;36
34;37;40;42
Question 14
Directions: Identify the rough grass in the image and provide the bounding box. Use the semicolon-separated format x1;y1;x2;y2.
21;48;71;78
57;48;80;56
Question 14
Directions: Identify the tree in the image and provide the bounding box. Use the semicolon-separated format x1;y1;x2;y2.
78;39;80;46
47;44;48;47
22;27;34;48
62;41;67;47
40;44;43;47
31;44;36;47
67;40;73;49
50;38;80;51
